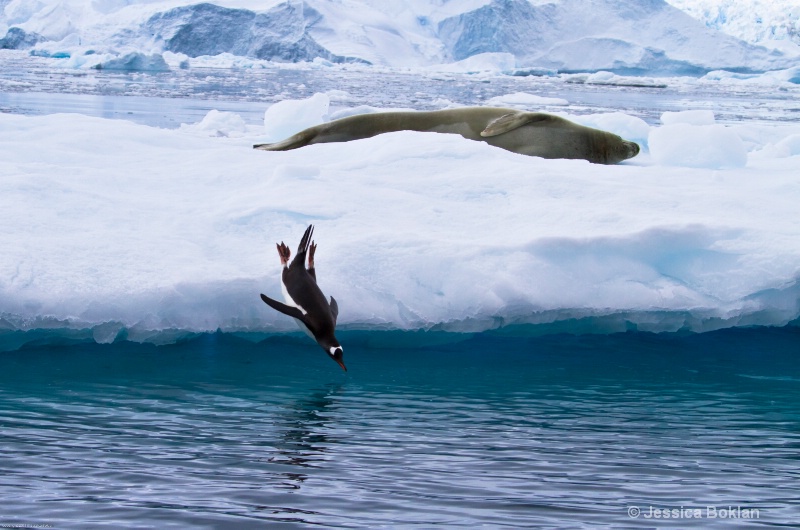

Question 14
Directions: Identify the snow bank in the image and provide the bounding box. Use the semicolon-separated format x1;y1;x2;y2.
649;111;749;168
1;99;799;343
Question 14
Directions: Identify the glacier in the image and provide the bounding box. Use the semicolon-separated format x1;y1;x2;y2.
0;0;797;74
666;0;800;53
438;0;792;75
1;98;799;347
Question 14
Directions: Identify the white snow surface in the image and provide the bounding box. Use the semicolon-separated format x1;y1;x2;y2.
1;101;799;340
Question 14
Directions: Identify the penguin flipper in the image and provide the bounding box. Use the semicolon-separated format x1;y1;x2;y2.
260;294;309;325
329;296;339;325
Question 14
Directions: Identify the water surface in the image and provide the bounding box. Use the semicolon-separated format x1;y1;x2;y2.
1;327;798;528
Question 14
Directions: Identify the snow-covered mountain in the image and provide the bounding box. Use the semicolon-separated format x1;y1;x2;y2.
1;0;797;74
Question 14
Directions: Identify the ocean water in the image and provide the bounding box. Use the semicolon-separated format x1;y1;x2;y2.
1;327;798;528
2;52;799;128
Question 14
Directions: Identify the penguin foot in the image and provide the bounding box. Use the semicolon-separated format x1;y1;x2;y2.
277;242;291;266
308;241;317;270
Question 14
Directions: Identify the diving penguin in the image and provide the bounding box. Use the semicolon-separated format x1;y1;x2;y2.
260;225;346;371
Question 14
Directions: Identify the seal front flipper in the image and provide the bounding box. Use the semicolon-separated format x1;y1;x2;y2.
480;112;552;137
260;293;310;325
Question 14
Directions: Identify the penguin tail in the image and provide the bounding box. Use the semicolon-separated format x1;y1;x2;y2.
296;225;314;258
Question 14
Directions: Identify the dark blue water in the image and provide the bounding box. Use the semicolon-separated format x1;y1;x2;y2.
1;327;798;528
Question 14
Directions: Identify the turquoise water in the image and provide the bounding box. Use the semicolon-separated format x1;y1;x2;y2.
1;327;798;528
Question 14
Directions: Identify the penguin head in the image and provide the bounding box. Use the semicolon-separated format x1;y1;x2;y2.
323;342;346;372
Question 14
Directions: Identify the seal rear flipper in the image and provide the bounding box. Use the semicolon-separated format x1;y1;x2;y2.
329;296;339;325
253;138;299;151
260;293;310;325
253;139;303;151
481;112;552;137
253;129;314;151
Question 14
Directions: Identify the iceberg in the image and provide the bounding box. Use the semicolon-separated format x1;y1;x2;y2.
1;98;799;347
0;27;42;49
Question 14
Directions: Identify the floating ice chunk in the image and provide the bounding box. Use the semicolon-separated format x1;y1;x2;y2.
92;52;170;72
661;110;716;126
181;110;248;138
649;123;747;168
486;92;569;107
572;71;667;88
263;93;330;142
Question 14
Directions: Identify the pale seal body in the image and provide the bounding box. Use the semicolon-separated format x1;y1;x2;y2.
254;107;640;164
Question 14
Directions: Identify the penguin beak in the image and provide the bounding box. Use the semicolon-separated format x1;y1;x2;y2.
335;358;347;372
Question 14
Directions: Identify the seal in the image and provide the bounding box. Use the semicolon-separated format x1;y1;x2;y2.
254;107;640;164
260;225;346;371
